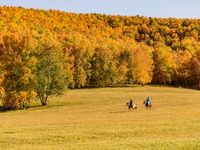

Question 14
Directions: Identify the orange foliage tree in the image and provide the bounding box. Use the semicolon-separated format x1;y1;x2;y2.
0;34;37;109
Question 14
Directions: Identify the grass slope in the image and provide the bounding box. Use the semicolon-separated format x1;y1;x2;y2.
0;86;200;150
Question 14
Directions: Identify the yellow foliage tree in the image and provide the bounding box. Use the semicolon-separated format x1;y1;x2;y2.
132;43;154;85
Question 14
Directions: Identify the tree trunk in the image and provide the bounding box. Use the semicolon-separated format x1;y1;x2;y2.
42;101;47;106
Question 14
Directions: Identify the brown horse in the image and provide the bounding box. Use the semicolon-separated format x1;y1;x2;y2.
143;101;152;110
126;102;137;110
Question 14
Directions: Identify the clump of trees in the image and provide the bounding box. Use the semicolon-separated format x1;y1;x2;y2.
1;6;200;109
0;33;70;109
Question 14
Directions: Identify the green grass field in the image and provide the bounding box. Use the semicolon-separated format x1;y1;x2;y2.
0;86;200;150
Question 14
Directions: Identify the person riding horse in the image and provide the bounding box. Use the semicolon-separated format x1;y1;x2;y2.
144;97;152;110
126;99;137;110
145;97;150;106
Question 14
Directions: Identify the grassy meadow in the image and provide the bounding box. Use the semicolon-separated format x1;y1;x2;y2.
0;86;200;150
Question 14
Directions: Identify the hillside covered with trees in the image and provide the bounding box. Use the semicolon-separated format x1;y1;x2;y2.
1;6;200;109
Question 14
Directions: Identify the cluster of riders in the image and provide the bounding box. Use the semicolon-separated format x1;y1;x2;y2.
126;97;152;110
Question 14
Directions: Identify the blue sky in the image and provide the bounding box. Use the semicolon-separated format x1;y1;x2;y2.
1;0;200;18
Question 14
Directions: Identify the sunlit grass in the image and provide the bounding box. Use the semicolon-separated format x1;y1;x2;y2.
0;85;200;149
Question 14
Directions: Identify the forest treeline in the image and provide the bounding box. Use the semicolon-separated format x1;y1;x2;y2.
0;6;200;109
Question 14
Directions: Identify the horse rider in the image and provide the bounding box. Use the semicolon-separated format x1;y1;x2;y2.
146;97;150;105
129;99;133;107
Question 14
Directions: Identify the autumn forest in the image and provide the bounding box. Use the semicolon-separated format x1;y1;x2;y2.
0;6;200;109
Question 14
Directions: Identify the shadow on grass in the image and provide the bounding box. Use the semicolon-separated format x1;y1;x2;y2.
0;100;81;113
0;105;42;113
80;84;141;89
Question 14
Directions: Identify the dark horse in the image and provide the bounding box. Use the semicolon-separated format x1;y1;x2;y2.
126;102;137;110
143;101;152;110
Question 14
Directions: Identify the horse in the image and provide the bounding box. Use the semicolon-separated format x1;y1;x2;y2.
126;102;137;110
143;101;152;110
